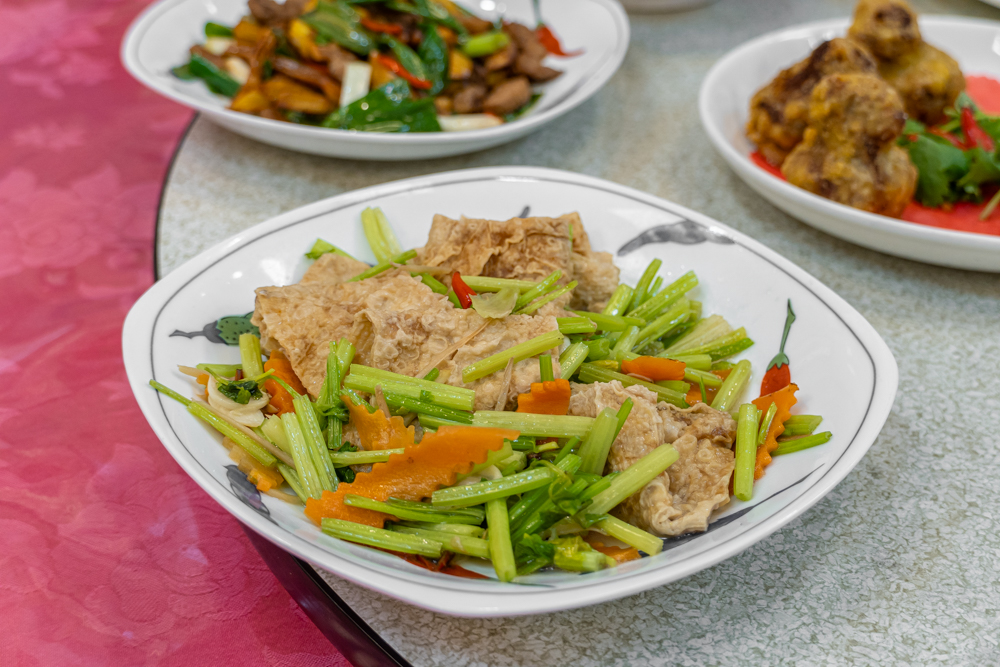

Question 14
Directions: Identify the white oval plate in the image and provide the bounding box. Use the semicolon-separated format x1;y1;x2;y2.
122;167;897;617
121;0;628;160
699;16;1000;272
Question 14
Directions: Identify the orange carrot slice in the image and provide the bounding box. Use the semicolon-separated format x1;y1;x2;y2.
583;534;641;564
751;383;798;479
264;350;306;415
304;425;518;527
345;394;415;451
620;356;686;382
516;378;571;415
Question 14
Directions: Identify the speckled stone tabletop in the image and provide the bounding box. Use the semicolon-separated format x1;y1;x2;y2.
157;0;1000;664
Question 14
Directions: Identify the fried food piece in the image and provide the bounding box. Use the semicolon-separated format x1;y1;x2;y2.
878;42;965;125
418;212;619;312
568;381;736;537
781;73;917;218
747;38;878;165
847;0;921;60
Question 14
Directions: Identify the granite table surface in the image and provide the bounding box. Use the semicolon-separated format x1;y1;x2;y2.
157;0;1000;664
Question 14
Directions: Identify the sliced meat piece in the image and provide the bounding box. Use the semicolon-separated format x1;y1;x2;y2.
485;41;518;72
252;270;483;396
419;212;619;312
262;74;332;114
300;253;370;285
514;53;561;82
248;0;309;26
568;381;737;536
440;314;561;410
504;22;549;60
316;43;357;81
274;56;340;99
483;76;532;115
458;14;493;34
453;83;487;114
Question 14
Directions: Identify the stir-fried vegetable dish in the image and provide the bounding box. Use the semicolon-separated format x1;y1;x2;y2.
151;209;831;582
173;0;579;132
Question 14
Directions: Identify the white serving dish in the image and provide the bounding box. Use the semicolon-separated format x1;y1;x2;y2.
122;166;897;617
699;16;1000;272
121;0;629;160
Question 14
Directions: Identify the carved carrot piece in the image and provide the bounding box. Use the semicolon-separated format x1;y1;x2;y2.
344;394;415;451
264;351;306;415
751;383;798;480
621;356;686;382
516;378;571;415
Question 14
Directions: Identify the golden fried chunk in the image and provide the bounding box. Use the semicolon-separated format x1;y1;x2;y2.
781;73;917;218
847;0;964;124
878;42;965;125
847;0;921;60
418;212;619;312
568;381;736;537
300;253;370;285
747;38;877;165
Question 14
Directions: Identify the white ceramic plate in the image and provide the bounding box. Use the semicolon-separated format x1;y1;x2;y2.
121;0;628;160
699;16;1000;272
122;167;897;617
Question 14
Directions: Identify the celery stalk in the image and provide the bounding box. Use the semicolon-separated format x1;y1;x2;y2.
398;522;485;537
585;443;679;517
389;525;491;559
239;334;265;380
361;207;394;263
602;284;634;316
733;403;760;501
517;280;578;315
577;407;620;475
684;367;722;388
460;276;537;293
278;463;308;503
343;495;485;524
633;299;690;350
557;317;597;335
773;431;832;455
462;330;564;383
514;270;561;310
294;396;337;492
782;415;823;437
321;518;443;557
346;364;475;411
373;207;402;257
577;363;688;408
185;402;277;467
711;359;752;413
593;515;663;555
559;342;588;380
281;413;323;499
628;271;698;321
472;411;593;437
612;325;641;361
431;467;557;507
330;448;402;466
757;401;778;446
348;249;417;282
662;353;712;370
487;498;516;581
627;259;662;312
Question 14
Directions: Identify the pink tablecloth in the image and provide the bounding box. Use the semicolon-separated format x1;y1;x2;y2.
0;1;350;664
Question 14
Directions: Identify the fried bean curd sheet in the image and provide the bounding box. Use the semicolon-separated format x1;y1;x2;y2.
253;268;482;396
418;212;619;312
252;254;561;410
569;381;737;537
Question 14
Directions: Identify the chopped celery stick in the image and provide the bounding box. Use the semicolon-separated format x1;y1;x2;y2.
613;398;633;441
282;413;323;499
678;327;754;360
664;314;731;355
467;439;514;476
593;515;662;555
656;380;690;394
782;415;823;437
497;451;528;476
684;367;722;388
472;411;594;438
336;338;356;376
514;270;561;310
557;317;597;335
372;208;402;257
628;271;698;321
577;407;619;475
316;341;344;416
665;353;712;370
239;333;265;379
612;325;640;361
487;498;516;581
343;495;484;524
634;299;690;350
577;363;688;408
293;396;337;492
330;448;402;466
711;360;736;371
418;414;464;429
648;276;663;297
278;463;307;503
346;364;475;411
507;435;537;451
711;359;752;413
418;273;448;294
386;498;485;521
196;362;241;377
461;276;536;293
321;518;442;557
517;280;578;315
552;536;612;572
389;525;490;559
733;403;760;502
398;522;485;537
186;401;277;467
382;390;473;423
584;338;612;360
261;415;291;454
627;259;662;312
150;379;191;407
348;249;417;282
584;443;679;517
539;354;554;383
361;207;394;263
305;238;355;260
559;342;588;380
602;284;634;317
757;401;778;446
570;310;643;332
423;368;440;382
462;330;564;383
773;431;832;456
431;467;558;507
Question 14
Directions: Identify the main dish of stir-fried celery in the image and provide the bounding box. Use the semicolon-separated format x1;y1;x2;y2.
172;0;580;132
151;208;832;581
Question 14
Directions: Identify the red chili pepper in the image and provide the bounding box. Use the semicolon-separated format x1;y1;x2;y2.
373;53;432;90
451;272;476;309
960;106;995;152
535;24;582;57
760;300;796;396
928;127;965;149
360;17;404;35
